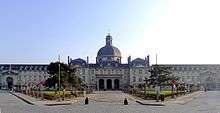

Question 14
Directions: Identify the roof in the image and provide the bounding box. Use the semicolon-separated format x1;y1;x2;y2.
97;45;121;57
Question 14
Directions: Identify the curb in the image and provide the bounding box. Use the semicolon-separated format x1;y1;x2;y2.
135;101;165;106
44;103;72;106
8;91;35;105
169;91;203;105
8;91;75;106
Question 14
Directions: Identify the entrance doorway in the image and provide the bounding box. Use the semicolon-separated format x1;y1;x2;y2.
99;79;104;90
114;79;120;90
6;77;13;90
205;77;216;90
107;79;112;90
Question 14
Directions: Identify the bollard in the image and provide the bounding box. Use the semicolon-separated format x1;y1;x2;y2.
85;97;89;105
124;98;128;105
160;94;165;101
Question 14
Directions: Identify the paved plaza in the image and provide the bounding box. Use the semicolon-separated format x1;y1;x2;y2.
0;90;220;113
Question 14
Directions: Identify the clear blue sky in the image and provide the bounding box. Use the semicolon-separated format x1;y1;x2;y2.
1;0;220;64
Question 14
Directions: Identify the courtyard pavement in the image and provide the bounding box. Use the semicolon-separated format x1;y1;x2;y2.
0;90;220;113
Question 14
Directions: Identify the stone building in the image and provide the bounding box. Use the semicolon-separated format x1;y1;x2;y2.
0;34;220;91
160;64;220;90
0;64;50;90
69;34;151;90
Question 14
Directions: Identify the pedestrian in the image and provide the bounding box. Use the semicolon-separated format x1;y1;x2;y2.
124;98;128;105
85;97;89;104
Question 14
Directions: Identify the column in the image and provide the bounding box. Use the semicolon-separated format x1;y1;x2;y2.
97;79;99;91
104;79;107;90
112;79;114;90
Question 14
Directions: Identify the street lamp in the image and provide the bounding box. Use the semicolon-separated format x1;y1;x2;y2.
154;65;160;102
58;55;61;101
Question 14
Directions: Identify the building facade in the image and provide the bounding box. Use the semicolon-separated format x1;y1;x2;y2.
0;64;50;90
68;34;151;90
161;65;220;90
1;34;220;91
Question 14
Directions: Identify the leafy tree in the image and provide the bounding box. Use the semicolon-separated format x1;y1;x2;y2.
45;62;81;90
44;77;57;88
145;65;179;101
146;65;178;87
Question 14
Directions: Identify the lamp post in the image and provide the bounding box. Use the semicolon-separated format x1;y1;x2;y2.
155;65;160;102
58;55;61;101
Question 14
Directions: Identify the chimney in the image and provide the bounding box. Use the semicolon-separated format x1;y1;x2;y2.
147;55;150;66
68;56;70;65
87;56;89;64
128;56;131;64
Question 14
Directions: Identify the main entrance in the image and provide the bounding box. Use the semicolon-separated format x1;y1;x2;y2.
205;77;216;90
98;78;120;90
107;79;112;90
6;77;13;90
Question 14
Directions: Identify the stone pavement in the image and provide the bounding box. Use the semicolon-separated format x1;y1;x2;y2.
8;90;203;106
1;90;220;113
8;91;78;106
167;91;204;105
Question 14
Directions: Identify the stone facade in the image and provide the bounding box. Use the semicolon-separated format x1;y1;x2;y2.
0;64;50;90
160;65;220;90
69;34;151;90
0;34;220;91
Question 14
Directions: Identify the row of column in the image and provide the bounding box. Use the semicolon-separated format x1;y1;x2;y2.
97;78;119;90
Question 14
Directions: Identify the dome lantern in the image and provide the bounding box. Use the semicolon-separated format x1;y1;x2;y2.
106;33;112;46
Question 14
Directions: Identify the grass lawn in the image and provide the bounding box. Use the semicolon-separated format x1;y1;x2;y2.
146;90;177;95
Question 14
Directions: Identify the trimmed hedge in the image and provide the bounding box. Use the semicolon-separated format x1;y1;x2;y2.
130;90;186;100
28;91;85;100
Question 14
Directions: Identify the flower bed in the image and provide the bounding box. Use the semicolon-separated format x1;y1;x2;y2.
130;90;186;100
28;91;86;100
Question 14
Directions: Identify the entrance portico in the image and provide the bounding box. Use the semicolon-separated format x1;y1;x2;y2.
96;74;121;91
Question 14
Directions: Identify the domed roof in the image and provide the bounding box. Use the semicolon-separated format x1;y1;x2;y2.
97;46;121;57
131;58;147;67
132;58;145;64
70;58;87;66
97;33;121;57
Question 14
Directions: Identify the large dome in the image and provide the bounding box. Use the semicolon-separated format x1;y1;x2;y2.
96;34;122;64
97;46;121;57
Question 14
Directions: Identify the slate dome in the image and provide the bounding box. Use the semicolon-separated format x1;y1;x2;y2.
96;34;122;63
97;46;121;57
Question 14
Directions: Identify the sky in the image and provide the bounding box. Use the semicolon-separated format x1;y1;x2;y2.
0;0;220;64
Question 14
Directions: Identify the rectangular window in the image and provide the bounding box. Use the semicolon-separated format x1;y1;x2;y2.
119;69;122;74
145;70;148;74
182;77;185;82
133;76;136;82
108;70;111;74
133;70;136;74
91;70;94;74
116;70;119;74
139;77;142;82
139;69;142;74
82;69;85;75
82;76;86;81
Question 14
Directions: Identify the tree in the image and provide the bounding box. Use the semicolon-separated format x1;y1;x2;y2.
45;62;81;91
146;65;178;101
147;65;177;87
